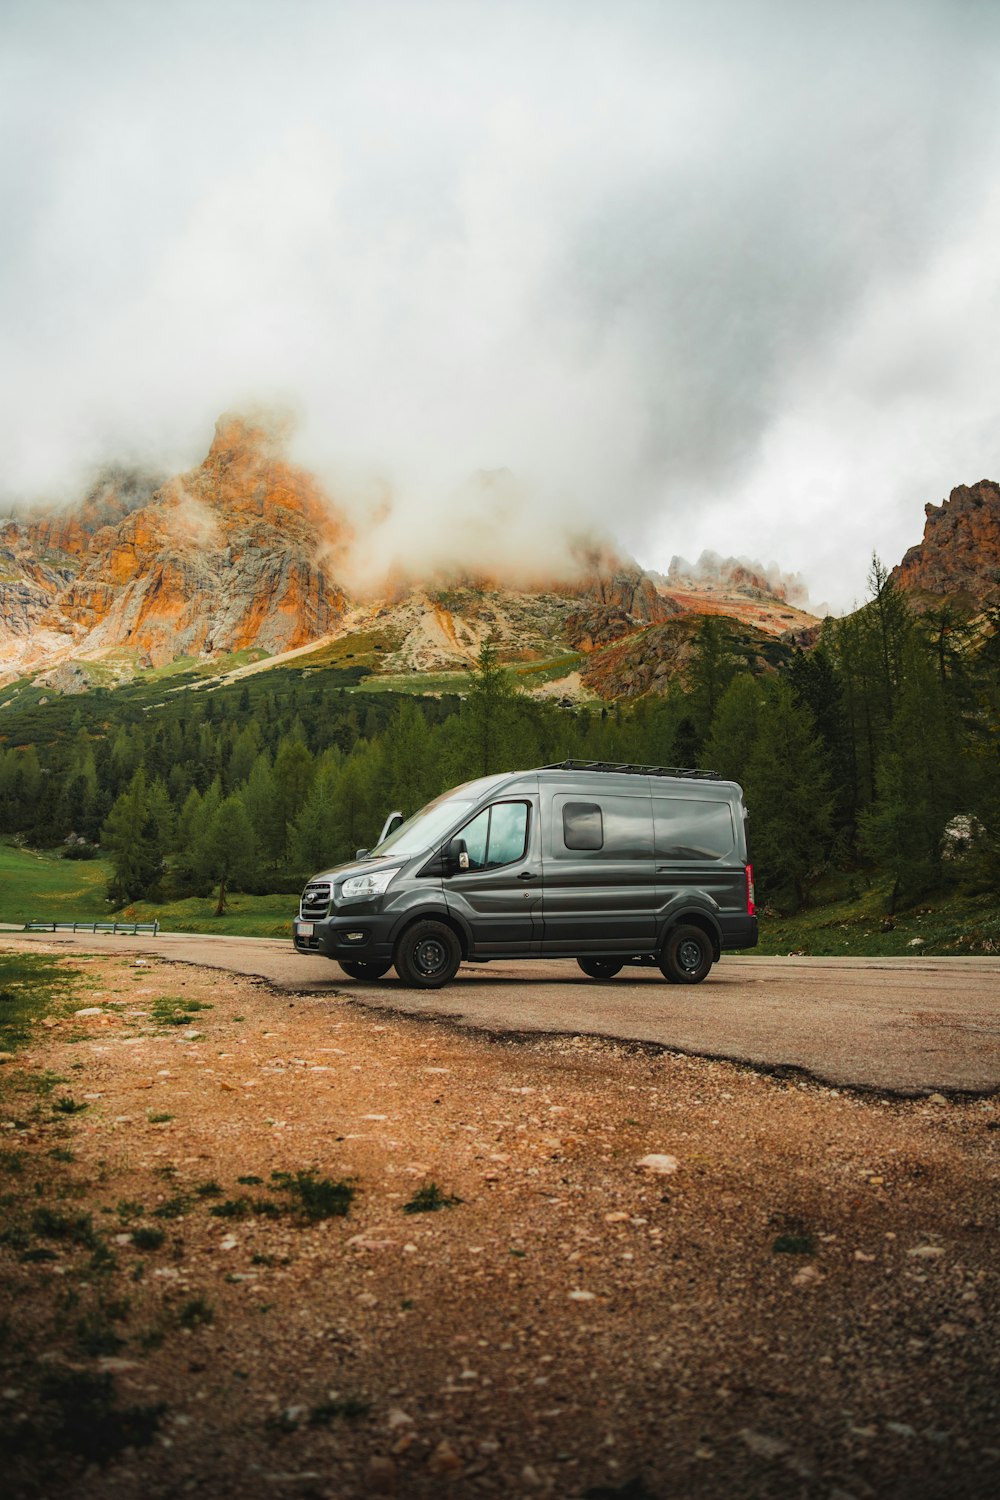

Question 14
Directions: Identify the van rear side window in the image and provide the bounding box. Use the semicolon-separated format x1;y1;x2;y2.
653;797;735;860
563;801;603;850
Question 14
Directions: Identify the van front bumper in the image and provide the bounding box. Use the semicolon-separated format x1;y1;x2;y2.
293;914;396;962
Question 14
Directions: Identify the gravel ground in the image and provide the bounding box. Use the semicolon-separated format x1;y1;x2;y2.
1;943;997;1500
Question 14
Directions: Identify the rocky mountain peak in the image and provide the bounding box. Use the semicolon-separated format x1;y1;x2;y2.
891;480;1000;606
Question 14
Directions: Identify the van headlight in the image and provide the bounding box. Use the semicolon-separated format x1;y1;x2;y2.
340;867;401;901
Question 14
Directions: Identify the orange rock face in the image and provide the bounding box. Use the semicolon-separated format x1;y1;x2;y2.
892;480;1000;607
1;414;351;669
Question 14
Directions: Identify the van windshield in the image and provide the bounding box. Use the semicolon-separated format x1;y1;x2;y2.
369;793;474;859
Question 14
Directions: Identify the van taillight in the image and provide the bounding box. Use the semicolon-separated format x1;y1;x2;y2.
746;864;755;916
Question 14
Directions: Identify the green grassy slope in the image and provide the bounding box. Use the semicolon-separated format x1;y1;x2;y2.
0;843;113;926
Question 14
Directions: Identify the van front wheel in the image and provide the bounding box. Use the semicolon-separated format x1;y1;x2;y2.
394;921;461;989
659;925;713;984
577;957;624;979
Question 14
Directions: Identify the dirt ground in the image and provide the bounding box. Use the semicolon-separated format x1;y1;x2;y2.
1;942;997;1500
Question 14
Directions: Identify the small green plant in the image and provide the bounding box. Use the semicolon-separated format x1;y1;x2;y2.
115;1199;145;1222
131;1226;165;1251
270;1170;355;1222
208;1197;251;1219
308;1396;370;1425
237;1174;263;1185
30;1207;96;1247
152;997;213;1027
194;1180;223;1198
76;1302;127;1356
34;1369;165;1462
48;1147;76;1163
89;1240;118;1275
0;1149;26;1175
402;1182;462;1214
773;1233;815;1255
147;1111;173;1124
52;1096;87;1115
178;1296;213;1328
151;1194;189;1220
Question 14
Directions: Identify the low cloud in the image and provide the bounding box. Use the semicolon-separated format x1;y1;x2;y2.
2;1;999;611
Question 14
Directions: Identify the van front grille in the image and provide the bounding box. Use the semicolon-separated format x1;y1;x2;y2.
300;882;332;920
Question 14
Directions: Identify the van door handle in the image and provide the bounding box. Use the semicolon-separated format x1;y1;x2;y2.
517;870;539;880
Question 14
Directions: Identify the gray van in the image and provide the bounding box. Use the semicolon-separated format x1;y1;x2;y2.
293;760;757;988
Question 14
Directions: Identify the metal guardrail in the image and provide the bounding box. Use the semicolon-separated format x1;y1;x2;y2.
23;920;160;936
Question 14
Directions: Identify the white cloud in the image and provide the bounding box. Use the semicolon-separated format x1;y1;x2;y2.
1;0;999;610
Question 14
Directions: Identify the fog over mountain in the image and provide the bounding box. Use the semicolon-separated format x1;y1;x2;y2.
2;0;999;612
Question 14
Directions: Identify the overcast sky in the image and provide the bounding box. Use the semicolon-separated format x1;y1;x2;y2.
2;0;999;610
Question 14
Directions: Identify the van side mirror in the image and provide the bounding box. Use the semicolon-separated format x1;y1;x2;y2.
445;837;470;875
355;848;370;861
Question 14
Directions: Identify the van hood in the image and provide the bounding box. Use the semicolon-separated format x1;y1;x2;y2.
306;856;400;885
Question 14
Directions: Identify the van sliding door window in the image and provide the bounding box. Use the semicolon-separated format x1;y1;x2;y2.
456;803;529;871
558;795;653;858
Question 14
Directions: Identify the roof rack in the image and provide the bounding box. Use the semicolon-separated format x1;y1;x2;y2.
542;760;722;782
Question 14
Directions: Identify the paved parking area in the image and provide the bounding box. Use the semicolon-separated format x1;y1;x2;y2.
8;931;999;1094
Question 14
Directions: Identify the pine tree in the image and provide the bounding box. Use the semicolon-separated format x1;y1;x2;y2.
704;674;763;783
199;796;259;915
859;641;965;909
102;769;164;904
744;679;834;909
461;638;520;778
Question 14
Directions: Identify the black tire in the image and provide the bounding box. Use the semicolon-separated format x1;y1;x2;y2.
658;924;714;984
336;958;392;981
393;920;462;989
577;957;625;980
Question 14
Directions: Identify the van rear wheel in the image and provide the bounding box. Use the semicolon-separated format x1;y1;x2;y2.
659;924;713;984
394;920;461;989
336;958;392;981
577;957;624;979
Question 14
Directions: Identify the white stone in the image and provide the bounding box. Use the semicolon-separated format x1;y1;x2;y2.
636;1154;679;1175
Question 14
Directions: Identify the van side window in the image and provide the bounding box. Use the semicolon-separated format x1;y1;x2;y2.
563;801;603;850
456;803;529;871
653;797;735;860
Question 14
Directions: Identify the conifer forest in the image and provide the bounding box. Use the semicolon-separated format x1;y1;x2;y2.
1;563;997;919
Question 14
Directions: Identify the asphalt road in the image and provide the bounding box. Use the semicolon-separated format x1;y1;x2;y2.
7;929;999;1095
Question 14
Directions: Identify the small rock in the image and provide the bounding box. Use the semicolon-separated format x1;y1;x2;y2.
604;1212;630;1223
636;1154;679;1175
925;1093;948;1106
740;1429;790;1460
357;1292;379;1307
886;1422;917;1438
568;1289;597;1301
792;1265;821;1286
427;1439;463;1475
0;1053;16;1064
220;1234;238;1251
96;1357;140;1373
908;1245;945;1258
364;1455;397;1493
521;1463;542;1487
386;1408;414;1430
907;937;925;947
74;1007;104;1017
